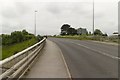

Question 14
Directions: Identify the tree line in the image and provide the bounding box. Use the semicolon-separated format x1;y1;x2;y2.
2;30;43;46
60;24;108;36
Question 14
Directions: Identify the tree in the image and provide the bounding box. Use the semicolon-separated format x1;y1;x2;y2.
61;24;70;31
102;33;108;36
22;29;28;35
11;31;24;43
89;31;92;35
2;34;12;45
61;24;70;35
94;29;103;35
2;30;36;46
37;35;43;41
67;28;77;35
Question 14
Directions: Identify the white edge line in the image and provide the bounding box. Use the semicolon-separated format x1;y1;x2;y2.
71;42;119;60
91;41;118;46
59;48;72;79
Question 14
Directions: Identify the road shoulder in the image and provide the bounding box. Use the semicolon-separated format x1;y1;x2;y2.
24;39;70;78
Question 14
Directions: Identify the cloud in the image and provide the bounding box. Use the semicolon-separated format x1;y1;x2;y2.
0;2;31;34
15;2;30;15
0;1;118;35
0;2;30;19
46;2;91;16
46;3;62;14
1;7;19;19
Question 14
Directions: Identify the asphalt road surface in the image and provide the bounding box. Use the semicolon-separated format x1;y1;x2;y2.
48;38;118;78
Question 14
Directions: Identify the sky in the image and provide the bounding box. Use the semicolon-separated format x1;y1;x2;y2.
0;0;119;35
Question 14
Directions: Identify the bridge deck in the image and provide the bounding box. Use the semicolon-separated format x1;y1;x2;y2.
24;40;69;78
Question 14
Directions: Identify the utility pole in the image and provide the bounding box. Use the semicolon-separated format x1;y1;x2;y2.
34;10;37;36
93;0;95;36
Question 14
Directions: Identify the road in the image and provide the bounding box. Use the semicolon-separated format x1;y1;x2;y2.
48;38;118;78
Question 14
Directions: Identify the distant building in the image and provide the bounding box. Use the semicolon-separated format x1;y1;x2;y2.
77;28;88;35
113;32;118;35
109;32;119;39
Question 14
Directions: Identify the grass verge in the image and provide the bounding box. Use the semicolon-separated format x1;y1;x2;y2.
52;35;119;44
53;35;91;40
2;38;38;60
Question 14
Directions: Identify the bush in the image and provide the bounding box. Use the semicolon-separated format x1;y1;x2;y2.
37;35;43;41
2;30;36;46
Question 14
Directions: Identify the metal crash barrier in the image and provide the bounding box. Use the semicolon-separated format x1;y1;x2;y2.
0;38;46;80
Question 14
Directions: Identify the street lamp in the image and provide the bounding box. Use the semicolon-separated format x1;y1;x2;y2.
34;10;37;36
93;0;95;36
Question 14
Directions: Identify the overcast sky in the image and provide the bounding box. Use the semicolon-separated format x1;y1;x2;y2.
0;0;119;35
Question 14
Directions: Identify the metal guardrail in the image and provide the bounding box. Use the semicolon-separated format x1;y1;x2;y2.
0;38;46;80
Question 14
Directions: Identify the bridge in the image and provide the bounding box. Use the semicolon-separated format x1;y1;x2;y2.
0;37;119;80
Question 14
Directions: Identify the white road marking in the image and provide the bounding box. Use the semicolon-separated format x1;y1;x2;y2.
92;41;118;46
71;42;120;60
59;48;73;80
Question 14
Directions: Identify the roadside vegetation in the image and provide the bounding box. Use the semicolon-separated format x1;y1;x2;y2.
53;24;119;44
1;30;43;60
54;35;119;43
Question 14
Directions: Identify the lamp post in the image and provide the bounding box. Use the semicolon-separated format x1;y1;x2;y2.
34;10;37;36
93;0;95;36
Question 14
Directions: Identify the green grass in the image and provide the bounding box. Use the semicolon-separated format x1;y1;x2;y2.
54;35;90;40
2;38;38;60
52;35;119;44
